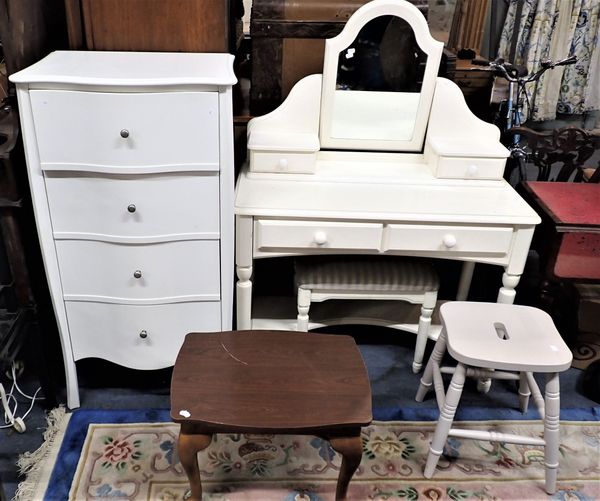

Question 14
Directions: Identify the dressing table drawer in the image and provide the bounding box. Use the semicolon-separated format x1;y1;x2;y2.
255;219;383;252
434;156;506;180
249;151;317;174
56;239;221;301
46;172;220;239
385;224;513;255
66;301;222;368
30;90;220;171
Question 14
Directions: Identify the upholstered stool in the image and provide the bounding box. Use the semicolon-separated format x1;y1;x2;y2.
415;302;572;494
295;257;439;373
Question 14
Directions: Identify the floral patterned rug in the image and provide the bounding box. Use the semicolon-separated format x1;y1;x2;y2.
46;418;600;500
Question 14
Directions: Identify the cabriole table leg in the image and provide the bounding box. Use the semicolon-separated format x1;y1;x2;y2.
178;427;212;501
329;433;363;501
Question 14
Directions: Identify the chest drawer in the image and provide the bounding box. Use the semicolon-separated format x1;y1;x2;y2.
56;240;221;302
30;90;219;172
46;172;220;240
255;219;383;252
385;224;513;255
66;301;222;368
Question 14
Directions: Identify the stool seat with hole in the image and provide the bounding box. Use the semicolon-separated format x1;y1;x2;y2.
415;301;572;494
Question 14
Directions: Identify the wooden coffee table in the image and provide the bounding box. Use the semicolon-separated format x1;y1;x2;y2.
170;330;372;501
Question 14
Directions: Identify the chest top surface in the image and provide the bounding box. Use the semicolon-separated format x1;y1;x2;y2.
9;50;237;87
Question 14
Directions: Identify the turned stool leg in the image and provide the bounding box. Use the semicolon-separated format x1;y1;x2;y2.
416;327;447;402
518;372;531;413
544;372;561;494
424;363;466;478
297;287;311;331
178;428;212;501
329;434;363;501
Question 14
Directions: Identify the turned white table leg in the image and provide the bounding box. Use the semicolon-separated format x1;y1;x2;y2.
235;215;254;330
544;372;561;494
296;288;311;331
236;265;253;330
497;272;521;304
456;261;475;301
424;363;466;478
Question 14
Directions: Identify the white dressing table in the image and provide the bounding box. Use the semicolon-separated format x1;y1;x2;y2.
235;0;540;330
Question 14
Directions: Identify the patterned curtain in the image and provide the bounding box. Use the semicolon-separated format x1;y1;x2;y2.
497;0;600;121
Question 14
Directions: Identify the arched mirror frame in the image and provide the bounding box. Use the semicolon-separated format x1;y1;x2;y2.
319;0;444;152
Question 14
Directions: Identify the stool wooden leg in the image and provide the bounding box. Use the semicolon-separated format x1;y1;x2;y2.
518;372;531;413
544;372;560;494
416;327;447;402
178;428;212;501
329;434;363;501
412;296;435;373
297;288;311;331
424;363;466;478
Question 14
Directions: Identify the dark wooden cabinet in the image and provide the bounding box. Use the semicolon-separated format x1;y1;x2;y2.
64;0;232;52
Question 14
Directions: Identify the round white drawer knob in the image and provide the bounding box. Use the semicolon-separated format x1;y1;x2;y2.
278;158;288;169
442;234;457;248
314;231;327;245
467;164;478;176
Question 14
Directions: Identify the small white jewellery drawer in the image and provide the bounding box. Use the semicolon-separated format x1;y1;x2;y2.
434;156;506;180
385;224;513;255
249;151;317;174
30;90;220;172
255;219;383;252
66;301;222;368
56;240;221;302
46;172;220;240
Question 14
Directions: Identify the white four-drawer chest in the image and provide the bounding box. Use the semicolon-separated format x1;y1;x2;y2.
11;51;236;409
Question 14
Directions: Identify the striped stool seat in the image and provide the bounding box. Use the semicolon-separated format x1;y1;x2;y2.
294;257;439;373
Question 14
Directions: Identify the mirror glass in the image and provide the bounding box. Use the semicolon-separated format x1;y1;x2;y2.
331;15;427;141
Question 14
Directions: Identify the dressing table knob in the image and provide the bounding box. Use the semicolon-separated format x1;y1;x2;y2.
133;270;142;279
127;204;137;213
314;231;327;246
277;158;288;170
442;234;457;249
120;129;130;138
467;164;479;177
139;330;148;339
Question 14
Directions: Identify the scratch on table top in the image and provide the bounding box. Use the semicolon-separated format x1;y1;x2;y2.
220;341;249;365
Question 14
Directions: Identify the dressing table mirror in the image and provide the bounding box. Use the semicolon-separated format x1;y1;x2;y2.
236;0;540;332
320;1;441;151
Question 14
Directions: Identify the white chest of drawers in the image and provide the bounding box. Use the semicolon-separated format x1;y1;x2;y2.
11;51;236;409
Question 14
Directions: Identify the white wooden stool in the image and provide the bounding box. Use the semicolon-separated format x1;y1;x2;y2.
295;257;439;373
415;302;572;494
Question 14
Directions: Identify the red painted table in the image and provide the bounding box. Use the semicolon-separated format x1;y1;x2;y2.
523;182;600;282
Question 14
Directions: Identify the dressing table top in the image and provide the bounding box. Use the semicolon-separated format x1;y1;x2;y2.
235;161;540;225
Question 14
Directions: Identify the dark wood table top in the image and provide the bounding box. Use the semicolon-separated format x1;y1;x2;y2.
170;330;372;434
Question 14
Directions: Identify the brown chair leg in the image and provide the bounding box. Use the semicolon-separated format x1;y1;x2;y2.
329;433;363;501
177;428;212;501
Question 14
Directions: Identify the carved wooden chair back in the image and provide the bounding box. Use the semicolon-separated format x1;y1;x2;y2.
505;126;600;183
